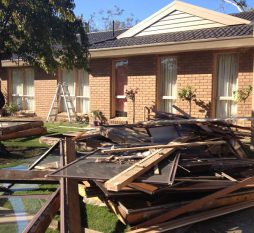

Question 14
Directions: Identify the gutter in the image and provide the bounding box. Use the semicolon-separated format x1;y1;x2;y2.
90;35;254;58
2;34;254;67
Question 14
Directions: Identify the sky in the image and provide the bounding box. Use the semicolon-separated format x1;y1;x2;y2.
74;0;254;23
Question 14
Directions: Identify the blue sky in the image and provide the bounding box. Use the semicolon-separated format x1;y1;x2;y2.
74;0;254;22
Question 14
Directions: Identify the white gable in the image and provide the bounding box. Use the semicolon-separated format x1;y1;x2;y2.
137;10;225;36
118;1;251;39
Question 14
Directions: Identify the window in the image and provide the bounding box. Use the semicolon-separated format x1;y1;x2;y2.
61;69;90;114
216;54;238;118
160;57;177;113
11;68;35;111
114;60;128;117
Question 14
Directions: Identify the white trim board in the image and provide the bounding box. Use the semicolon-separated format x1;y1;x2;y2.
118;1;251;39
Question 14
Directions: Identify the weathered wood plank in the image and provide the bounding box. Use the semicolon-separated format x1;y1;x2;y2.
104;137;190;192
135;176;254;228
101;140;226;153
0;170;58;183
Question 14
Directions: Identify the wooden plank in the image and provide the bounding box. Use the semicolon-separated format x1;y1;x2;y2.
23;188;60;233
0;121;43;135
119;190;254;226
104;137;190;192
0;127;47;141
134;176;254;228
130;201;254;233
62;137;82;233
141;117;254;127
0;170;58;182
128;183;158;195
101;140;226;154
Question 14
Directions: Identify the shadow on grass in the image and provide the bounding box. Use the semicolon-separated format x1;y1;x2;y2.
81;201;128;233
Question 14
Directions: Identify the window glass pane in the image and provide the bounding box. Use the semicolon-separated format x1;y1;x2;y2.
62;70;75;96
24;68;35;111
77;69;90;114
12;70;23;110
160;57;177;113
217;54;238;117
62;70;75;112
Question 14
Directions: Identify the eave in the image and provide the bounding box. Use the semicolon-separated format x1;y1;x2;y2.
90;36;254;59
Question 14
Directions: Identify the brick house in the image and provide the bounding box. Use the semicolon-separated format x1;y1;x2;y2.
1;1;254;123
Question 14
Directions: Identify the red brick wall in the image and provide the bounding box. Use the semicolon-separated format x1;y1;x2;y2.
34;69;57;118
237;51;253;117
176;52;214;118
127;56;157;123
89;59;112;119
1;49;253;121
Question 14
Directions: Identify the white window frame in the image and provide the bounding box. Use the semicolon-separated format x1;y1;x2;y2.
159;57;177;113
11;68;35;112
216;53;239;118
61;69;90;114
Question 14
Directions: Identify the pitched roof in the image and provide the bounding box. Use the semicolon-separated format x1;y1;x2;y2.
88;24;253;50
231;11;254;21
87;2;254;51
117;1;251;39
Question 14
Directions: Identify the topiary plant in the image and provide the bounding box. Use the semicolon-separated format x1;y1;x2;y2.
125;88;139;123
178;86;196;116
233;85;252;116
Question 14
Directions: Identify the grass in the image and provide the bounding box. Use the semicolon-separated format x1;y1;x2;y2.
2;121;87;148
0;121;88;168
83;204;129;233
0;121;130;233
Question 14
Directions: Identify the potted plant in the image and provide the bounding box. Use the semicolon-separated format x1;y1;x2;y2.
178;85;196;116
91;110;101;126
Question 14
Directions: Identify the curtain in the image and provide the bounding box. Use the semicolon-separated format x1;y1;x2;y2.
12;70;23;110
160;57;177;112
77;69;90;114
62;70;75;112
24;68;35;111
217;54;238;118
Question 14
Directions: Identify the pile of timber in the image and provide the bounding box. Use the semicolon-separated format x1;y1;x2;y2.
0;121;47;141
47;111;254;232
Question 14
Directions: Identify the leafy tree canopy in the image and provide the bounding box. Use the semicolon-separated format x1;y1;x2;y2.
0;0;89;73
87;5;139;32
222;0;250;12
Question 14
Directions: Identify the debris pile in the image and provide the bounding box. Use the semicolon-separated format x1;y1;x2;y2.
49;112;254;232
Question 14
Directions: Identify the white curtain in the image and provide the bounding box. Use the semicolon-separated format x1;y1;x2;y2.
160;57;177;112
217;54;238;118
62;70;75;112
12;70;23;110
24;68;35;111
77;69;90;114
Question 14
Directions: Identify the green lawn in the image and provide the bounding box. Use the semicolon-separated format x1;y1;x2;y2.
0;121;129;233
2;122;88;148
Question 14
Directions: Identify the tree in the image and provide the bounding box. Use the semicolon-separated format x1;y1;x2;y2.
178;86;197;116
125;88;139;123
0;0;89;73
87;5;139;32
222;0;249;12
233;85;252;116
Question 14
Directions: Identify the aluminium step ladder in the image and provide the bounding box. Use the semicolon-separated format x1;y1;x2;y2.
47;82;77;122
